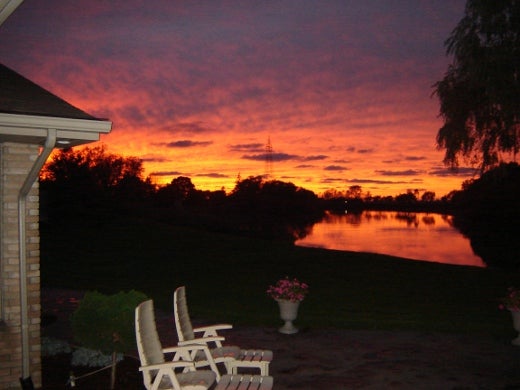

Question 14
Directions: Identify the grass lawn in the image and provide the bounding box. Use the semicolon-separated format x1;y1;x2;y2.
41;214;520;337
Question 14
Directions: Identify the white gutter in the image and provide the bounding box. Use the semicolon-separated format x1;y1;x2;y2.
18;128;56;381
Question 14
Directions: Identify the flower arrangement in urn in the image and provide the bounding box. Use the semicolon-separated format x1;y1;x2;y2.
267;277;309;334
267;276;309;302
499;287;520;311
499;287;520;346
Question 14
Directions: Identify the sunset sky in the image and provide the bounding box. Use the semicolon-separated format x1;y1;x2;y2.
0;0;475;197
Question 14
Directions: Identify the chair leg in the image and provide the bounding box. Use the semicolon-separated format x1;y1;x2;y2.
224;361;232;374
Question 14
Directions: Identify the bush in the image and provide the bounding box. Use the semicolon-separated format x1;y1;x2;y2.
71;290;148;355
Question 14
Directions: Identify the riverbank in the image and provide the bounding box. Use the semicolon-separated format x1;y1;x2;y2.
41;215;519;335
42;288;520;389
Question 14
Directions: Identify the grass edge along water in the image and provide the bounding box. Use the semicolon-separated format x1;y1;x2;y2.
41;215;519;337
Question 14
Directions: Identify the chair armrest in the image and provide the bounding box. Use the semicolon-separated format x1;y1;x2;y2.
193;324;233;337
177;336;224;346
139;360;194;371
163;343;212;354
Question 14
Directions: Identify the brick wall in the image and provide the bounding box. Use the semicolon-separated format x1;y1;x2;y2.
0;143;42;389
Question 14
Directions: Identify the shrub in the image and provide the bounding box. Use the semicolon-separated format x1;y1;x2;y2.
71;290;148;355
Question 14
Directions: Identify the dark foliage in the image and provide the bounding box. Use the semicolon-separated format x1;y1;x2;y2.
225;176;324;241
71;290;148;354
40;146;155;222
40;150;324;242
450;162;520;268
433;0;520;170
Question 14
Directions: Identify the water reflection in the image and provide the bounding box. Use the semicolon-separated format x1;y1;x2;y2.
295;211;485;267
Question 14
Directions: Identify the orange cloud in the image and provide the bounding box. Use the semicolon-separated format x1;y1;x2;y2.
0;0;470;196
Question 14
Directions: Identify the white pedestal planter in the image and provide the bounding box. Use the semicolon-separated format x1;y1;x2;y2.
510;310;520;346
277;299;300;334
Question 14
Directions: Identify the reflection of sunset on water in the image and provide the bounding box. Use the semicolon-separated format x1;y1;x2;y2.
0;1;472;197
296;211;485;267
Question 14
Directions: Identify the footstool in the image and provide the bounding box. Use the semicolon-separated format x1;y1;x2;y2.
227;349;273;376
215;374;273;390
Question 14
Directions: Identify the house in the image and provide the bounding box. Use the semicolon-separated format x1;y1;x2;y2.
0;2;112;388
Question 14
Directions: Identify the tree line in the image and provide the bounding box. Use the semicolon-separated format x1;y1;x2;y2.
40;145;519;219
40;146;457;224
40;146;520;267
39;146;324;241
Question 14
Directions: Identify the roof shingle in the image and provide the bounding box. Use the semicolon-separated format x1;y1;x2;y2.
0;63;99;120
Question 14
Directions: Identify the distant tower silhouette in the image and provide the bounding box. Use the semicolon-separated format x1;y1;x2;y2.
265;136;273;179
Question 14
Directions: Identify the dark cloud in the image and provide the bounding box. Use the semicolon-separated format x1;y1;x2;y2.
376;169;422;176
242;152;299;161
157;140;213;148
357;149;374;154
347;178;399;184
295;164;315;169
195;173;229;178
321;177;346;183
405;156;427;161
229;143;264;152
118;105;148;124
141;156;170;163
172;122;214;134
429;167;477;177
149;171;184;177
303;155;328;161
351;119;404;130
324;165;348;171
345;178;424;186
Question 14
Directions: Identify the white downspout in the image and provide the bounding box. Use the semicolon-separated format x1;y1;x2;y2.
18;129;56;380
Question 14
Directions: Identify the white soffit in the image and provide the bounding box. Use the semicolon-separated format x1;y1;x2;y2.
0;113;112;147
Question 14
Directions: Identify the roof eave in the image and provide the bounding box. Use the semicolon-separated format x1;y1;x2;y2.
0;113;112;147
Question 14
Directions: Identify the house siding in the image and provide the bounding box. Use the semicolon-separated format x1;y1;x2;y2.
0;142;41;389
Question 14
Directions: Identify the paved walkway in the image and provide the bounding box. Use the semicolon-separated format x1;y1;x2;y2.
42;288;520;389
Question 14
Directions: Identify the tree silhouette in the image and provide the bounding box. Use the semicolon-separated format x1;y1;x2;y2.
346;185;363;199
451;162;520;268
155;176;196;209
227;176;323;240
40;145;152;219
433;0;520;170
421;191;436;202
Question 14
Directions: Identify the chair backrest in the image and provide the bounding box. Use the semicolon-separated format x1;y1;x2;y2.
174;286;195;342
135;299;166;369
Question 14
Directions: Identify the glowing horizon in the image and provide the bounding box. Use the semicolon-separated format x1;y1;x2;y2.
0;0;474;197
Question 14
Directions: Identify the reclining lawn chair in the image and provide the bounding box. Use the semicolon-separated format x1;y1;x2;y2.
136;299;273;390
135;299;218;389
173;286;273;376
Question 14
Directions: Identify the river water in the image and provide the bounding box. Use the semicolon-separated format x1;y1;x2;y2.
295;211;485;267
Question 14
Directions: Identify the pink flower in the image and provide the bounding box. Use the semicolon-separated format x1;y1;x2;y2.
499;287;520;311
267;277;309;302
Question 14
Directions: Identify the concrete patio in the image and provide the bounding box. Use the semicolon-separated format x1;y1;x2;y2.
42;288;520;389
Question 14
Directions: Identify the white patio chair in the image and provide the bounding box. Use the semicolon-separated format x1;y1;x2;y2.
173;286;273;375
135;299;218;390
137;299;274;390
